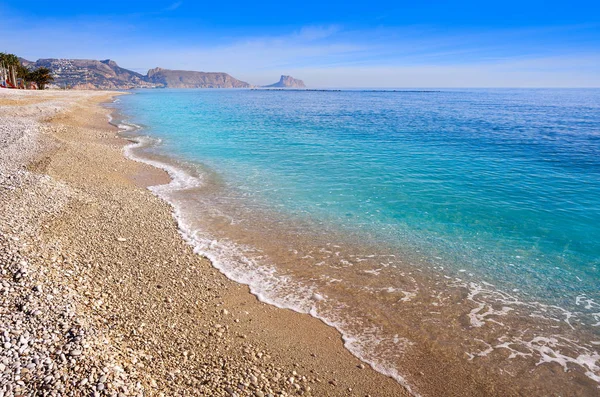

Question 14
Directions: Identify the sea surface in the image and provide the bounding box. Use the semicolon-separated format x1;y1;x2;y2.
112;88;600;395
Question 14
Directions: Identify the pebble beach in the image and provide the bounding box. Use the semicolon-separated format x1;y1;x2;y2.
0;90;410;397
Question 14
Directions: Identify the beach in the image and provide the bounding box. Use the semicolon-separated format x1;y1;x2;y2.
0;89;415;396
3;88;600;397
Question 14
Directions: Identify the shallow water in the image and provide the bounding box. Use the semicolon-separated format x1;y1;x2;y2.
112;88;600;395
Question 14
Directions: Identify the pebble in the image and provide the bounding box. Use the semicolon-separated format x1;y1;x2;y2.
0;95;318;397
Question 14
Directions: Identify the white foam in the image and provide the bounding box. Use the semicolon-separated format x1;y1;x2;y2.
498;336;600;383
118;122;143;133
461;279;600;384
400;290;417;302
576;295;600;311
123;135;203;194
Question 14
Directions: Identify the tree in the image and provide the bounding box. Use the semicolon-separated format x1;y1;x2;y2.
0;52;19;66
27;67;54;90
0;52;29;79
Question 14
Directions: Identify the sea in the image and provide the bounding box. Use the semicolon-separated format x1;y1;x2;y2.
110;88;600;395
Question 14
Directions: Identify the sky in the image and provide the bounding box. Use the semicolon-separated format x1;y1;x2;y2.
1;0;599;87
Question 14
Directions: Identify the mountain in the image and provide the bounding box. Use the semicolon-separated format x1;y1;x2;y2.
18;57;34;67
146;67;251;88
29;59;156;89
19;57;272;89
264;75;306;88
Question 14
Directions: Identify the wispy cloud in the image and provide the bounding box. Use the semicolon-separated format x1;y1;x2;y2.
293;25;341;41
165;1;183;11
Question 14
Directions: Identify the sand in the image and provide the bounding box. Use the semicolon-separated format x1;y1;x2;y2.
0;89;412;396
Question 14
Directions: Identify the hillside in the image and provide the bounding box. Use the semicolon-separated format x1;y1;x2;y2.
29;59;156;89
20;59;254;89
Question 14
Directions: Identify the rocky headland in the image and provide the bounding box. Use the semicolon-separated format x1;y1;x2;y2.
264;76;306;88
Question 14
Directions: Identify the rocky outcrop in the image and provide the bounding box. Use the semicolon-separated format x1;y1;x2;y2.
264;75;306;88
145;67;251;88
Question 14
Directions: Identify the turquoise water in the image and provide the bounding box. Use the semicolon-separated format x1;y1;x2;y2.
115;88;600;393
119;89;600;302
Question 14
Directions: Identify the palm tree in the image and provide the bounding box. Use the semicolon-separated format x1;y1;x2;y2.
0;52;29;79
28;67;54;90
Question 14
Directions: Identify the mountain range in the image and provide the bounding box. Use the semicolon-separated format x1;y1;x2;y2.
21;58;305;89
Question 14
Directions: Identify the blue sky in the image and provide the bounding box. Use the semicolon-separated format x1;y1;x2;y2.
1;1;599;87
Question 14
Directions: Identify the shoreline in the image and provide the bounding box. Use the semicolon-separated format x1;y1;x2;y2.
3;89;597;396
0;90;411;395
111;91;425;396
110;90;600;397
112;107;427;395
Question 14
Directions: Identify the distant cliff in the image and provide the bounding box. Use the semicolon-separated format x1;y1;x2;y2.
264;75;306;88
146;67;251;88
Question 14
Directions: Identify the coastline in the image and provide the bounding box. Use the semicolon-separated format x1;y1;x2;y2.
5;89;598;396
0;90;411;395
112;90;600;397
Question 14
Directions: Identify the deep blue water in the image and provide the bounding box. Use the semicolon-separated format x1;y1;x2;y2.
117;88;600;308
